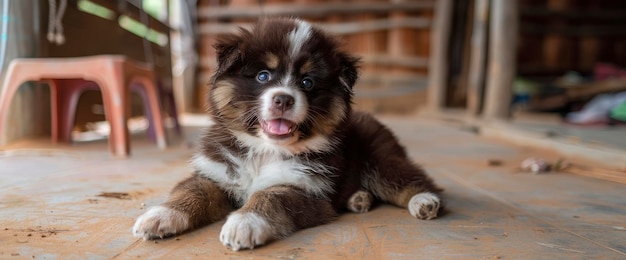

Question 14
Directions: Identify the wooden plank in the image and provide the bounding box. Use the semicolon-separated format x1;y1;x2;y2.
578;36;600;70
197;2;434;19
542;0;571;72
80;0;171;33
449;0;474;108
197;72;426;91
426;0;453;111
122;4;172;34
521;6;626;21
355;77;428;98
562;165;626;185
483;0;517;120
561;77;626;100
198;17;431;36
199;54;428;70
466;0;489;116
360;55;429;69
521;24;626;36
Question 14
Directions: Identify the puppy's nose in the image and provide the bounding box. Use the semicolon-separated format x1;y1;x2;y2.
273;94;295;111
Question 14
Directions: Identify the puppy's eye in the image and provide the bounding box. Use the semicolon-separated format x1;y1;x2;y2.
301;77;314;90
256;70;271;83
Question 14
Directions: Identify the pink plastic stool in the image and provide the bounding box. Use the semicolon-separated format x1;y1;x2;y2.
0;55;167;157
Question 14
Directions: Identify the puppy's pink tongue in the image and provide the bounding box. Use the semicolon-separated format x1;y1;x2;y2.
267;119;293;135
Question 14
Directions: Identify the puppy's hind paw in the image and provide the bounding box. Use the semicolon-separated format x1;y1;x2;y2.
347;190;373;213
132;206;190;240
408;192;441;220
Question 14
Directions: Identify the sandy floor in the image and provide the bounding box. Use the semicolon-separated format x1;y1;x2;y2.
1;115;625;259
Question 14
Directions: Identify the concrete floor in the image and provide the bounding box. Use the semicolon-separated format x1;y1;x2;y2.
1;115;625;259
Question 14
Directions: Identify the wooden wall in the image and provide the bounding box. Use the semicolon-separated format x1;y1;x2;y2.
195;0;434;114
518;0;626;77
445;0;626;112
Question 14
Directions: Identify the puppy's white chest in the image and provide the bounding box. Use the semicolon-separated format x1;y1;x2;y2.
235;154;298;194
192;152;333;206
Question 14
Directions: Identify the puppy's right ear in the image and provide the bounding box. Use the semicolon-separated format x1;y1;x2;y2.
212;30;246;79
338;53;360;92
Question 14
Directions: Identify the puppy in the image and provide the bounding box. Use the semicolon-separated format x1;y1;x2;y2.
133;17;443;251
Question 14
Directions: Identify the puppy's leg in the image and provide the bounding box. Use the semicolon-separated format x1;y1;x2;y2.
350;112;441;219
363;158;443;220
133;174;233;240
346;190;374;213
219;185;336;251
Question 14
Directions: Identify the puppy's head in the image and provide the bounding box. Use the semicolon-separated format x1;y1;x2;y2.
208;18;359;152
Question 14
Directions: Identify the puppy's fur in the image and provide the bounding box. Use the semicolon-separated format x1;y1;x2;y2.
133;18;443;251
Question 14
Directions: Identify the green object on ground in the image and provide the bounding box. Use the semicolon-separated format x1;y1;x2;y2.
610;101;626;121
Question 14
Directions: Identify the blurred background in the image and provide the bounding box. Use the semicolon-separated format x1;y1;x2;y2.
1;0;626;150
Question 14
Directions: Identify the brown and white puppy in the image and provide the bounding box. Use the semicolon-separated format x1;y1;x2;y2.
133;17;443;251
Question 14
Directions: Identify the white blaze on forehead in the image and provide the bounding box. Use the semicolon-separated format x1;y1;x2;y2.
288;20;312;57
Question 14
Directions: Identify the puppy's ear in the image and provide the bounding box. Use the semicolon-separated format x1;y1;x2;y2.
212;30;246;79
338;53;360;91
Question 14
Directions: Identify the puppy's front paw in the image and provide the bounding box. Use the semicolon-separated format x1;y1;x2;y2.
220;212;272;251
347;190;373;213
133;206;190;240
408;192;441;220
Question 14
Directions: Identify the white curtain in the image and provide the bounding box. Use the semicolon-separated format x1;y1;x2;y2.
0;0;47;145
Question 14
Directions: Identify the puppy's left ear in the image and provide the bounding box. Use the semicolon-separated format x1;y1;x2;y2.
339;53;360;91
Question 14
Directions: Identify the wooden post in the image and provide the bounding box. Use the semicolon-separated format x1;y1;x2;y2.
466;0;489;116
543;0;571;72
483;0;517;120
426;0;453;112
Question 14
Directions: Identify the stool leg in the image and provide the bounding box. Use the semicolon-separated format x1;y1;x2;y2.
131;84;156;141
49;80;63;143
135;78;167;149
0;64;29;145
94;76;130;157
164;86;182;136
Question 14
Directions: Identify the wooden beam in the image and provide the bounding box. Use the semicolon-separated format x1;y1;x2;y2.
355;76;428;98
562;77;626;100
483;0;518;120
521;6;626;21
197;2;434;20
197;70;426;100
360;55;429;69
199;17;431;36
119;1;172;33
466;0;489;116
200;54;429;70
521;24;626;36
451;0;474;108
426;0;453;111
